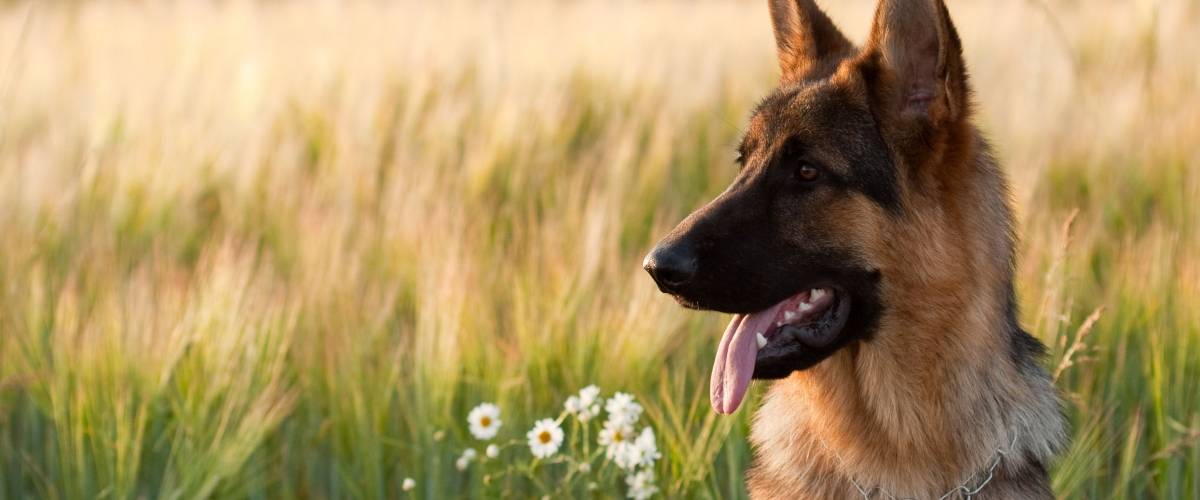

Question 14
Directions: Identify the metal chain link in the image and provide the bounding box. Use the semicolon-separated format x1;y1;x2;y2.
838;431;1020;500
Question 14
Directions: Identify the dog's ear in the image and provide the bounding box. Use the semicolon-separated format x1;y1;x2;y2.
768;0;853;85
861;0;968;124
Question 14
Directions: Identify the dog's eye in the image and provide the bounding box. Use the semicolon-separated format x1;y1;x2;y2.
795;163;820;182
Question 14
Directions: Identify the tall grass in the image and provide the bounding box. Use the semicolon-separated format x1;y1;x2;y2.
0;0;1197;498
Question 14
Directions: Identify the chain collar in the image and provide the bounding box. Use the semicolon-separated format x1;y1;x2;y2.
831;431;1020;500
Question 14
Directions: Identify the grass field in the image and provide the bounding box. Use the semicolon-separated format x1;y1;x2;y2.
0;0;1198;498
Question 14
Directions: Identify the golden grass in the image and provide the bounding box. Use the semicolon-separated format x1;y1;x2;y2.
0;0;1197;497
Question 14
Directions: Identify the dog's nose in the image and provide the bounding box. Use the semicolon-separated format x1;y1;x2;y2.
643;244;698;292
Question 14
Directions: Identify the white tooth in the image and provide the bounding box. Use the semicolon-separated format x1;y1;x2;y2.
756;332;768;349
784;311;797;321
799;302;813;312
811;288;827;301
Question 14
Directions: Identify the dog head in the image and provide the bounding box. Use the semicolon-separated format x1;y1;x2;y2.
643;0;977;413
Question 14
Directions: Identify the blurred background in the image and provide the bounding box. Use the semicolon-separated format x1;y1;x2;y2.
0;0;1197;498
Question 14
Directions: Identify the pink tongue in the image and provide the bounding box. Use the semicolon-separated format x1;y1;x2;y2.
710;303;787;414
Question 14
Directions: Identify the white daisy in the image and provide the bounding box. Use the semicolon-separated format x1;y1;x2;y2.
612;442;642;470
467;403;502;440
633;427;661;468
605;392;643;426
566;385;604;422
486;444;500;459
609;425;661;470
579;385;602;408
565;395;583;414
526;418;564;458
579;406;599;422
599;419;635;458
455;448;477;470
626;469;659;499
402;478;415;492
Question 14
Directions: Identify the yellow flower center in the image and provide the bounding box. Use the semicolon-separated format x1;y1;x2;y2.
613;432;624;442
480;416;492;427
538;430;552;444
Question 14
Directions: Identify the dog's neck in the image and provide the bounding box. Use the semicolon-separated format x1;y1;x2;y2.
747;140;1066;498
749;283;1065;498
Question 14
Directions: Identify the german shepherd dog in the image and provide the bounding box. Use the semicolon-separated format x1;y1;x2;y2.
643;0;1067;497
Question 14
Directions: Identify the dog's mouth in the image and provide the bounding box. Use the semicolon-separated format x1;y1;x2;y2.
710;287;850;414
